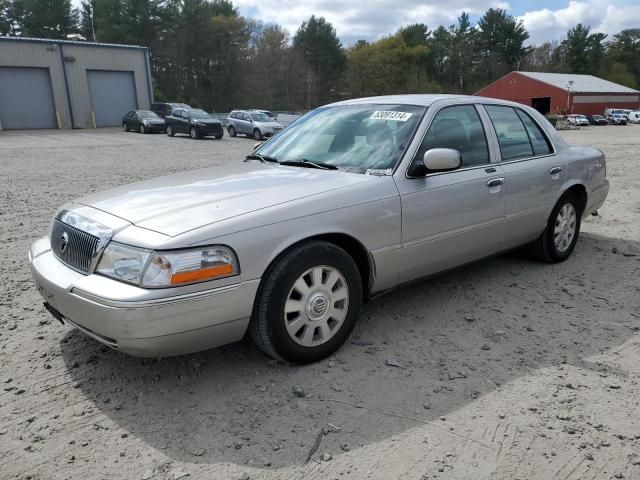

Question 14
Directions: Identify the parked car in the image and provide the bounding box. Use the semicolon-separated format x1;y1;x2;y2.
627;111;640;124
606;113;628;125
151;102;192;119
122;110;166;133
29;95;609;363
165;108;223;139
227;110;284;140
567;114;589;126
587;114;608;125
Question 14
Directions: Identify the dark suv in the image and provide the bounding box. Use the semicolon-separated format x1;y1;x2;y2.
151;102;192;119
165;108;223;139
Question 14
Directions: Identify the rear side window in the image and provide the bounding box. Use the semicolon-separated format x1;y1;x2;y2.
485;105;533;161
515;110;552;156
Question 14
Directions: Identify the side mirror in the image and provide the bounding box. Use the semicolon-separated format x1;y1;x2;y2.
423;148;461;172
253;142;262;151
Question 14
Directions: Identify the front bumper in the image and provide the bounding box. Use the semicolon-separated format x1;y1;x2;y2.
28;237;259;357
196;124;223;136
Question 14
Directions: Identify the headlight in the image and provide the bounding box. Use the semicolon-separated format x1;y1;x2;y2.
96;243;150;284
96;243;239;287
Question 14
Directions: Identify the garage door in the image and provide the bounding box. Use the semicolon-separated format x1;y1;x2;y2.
0;67;57;129
87;70;137;127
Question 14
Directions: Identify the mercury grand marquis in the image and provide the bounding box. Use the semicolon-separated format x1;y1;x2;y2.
29;95;610;363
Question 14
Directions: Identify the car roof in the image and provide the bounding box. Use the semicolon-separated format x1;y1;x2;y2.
325;94;535;108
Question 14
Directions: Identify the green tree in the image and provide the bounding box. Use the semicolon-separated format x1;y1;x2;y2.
476;8;529;81
559;24;606;75
0;0;13;35
293;15;346;107
12;0;78;38
607;29;640;87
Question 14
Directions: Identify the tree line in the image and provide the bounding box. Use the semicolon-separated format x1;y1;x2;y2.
1;0;639;112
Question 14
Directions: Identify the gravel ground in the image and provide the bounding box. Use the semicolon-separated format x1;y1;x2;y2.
0;125;639;480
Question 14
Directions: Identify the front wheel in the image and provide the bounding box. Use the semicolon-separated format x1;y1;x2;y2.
250;241;362;364
166;125;174;137
140;124;146;134
253;128;262;141
190;127;199;139
123;122;129;132
526;191;582;263
228;125;237;137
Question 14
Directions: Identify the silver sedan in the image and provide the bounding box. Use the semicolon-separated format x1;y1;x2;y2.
29;95;610;363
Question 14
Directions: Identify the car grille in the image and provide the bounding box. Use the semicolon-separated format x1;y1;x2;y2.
51;219;101;273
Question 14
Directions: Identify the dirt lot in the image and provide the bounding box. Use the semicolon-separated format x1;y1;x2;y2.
1;125;639;480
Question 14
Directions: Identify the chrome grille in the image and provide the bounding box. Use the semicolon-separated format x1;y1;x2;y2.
51;219;100;273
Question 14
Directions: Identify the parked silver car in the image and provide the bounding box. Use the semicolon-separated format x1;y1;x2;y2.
29;95;609;363
227;109;283;140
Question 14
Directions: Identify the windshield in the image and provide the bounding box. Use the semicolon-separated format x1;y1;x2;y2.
138;111;158;119
256;104;424;174
189;109;213;119
250;112;271;122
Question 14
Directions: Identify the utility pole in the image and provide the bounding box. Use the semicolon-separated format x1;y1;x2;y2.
90;3;96;42
306;70;312;110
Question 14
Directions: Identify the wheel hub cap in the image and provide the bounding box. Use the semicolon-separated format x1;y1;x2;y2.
284;266;349;347
554;203;577;253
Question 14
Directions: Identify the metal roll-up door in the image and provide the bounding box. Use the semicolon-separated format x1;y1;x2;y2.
87;70;137;127
0;67;57;129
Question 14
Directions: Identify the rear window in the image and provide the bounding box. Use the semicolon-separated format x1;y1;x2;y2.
515;110;553;156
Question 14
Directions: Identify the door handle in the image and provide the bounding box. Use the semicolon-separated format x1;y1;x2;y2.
486;178;505;188
549;166;563;175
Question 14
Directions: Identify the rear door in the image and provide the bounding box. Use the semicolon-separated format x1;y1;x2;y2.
482;104;565;247
396;104;507;283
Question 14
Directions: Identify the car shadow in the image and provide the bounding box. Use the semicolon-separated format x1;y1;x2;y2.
58;232;640;468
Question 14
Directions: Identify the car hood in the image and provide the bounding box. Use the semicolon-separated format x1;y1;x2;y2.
75;162;372;237
194;119;220;124
255;121;282;128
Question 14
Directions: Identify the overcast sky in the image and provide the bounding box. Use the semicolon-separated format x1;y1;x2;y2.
231;0;640;46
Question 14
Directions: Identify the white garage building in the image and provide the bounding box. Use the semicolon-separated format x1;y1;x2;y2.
0;36;153;130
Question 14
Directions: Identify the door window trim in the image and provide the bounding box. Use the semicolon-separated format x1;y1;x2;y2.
480;104;557;165
405;103;493;179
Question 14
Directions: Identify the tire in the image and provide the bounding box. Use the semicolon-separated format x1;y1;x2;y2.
140;124;146;134
214;130;224;139
123;122;129;132
228;125;237;137
190;127;199;139
166;125;174;137
250;241;363;364
526;191;582;263
253;128;262;141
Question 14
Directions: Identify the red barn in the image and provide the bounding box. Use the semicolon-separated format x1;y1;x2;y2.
475;71;640;116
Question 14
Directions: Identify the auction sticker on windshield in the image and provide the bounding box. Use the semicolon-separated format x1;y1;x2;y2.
369;111;413;121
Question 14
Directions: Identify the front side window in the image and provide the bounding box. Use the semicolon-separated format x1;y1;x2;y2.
411;105;489;176
485;105;534;161
257;104;425;174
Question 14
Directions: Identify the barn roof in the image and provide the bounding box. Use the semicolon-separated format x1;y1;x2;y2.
518;72;639;94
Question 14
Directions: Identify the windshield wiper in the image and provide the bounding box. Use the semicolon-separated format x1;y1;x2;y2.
245;154;278;163
279;159;338;170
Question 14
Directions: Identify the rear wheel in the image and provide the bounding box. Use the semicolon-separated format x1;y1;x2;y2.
250;241;362;364
166;125;174;137
228;125;237;137
526;191;582;263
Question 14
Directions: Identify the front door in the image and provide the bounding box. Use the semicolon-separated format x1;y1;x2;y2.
396;104;507;283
